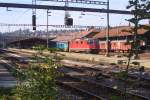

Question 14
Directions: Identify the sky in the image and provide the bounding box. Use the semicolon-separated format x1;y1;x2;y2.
0;0;137;32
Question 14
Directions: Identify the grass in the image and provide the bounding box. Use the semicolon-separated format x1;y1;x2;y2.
0;88;13;97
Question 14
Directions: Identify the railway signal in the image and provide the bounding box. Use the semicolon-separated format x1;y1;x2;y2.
64;0;73;26
46;9;51;48
65;17;73;26
32;15;36;30
32;0;36;31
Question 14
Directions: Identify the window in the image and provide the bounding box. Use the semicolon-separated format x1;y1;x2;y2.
88;40;93;44
101;43;105;46
61;43;63;48
113;43;116;46
95;40;99;45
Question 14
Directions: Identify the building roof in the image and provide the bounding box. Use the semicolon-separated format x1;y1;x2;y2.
9;37;47;44
51;26;149;42
84;29;101;38
93;26;148;39
51;30;91;42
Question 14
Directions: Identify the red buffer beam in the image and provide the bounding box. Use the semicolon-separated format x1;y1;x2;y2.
0;3;131;14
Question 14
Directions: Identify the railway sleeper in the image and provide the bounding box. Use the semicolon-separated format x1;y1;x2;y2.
57;75;149;100
63;74;150;100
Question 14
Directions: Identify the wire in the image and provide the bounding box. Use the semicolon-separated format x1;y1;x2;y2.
14;1;44;24
14;9;31;24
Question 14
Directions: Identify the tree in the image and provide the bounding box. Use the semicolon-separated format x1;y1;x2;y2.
125;0;150;59
122;0;150;99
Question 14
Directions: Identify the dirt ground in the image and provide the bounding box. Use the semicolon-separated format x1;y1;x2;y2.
8;48;150;68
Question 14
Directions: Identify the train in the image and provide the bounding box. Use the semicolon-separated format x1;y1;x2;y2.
69;38;146;53
68;26;150;53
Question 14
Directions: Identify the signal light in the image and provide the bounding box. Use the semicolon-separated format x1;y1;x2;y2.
32;15;36;30
65;17;73;26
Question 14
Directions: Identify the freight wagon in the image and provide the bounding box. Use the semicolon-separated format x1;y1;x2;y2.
69;39;146;53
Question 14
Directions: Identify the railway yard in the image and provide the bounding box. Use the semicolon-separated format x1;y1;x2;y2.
1;0;150;99
0;48;150;100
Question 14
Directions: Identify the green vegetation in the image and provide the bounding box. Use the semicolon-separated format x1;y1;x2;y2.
48;48;63;53
0;88;13;96
124;0;150;59
111;96;122;100
113;71;128;79
122;0;150;99
13;59;61;100
0;45;62;100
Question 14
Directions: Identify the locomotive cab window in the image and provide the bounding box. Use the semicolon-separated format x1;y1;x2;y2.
88;40;93;44
95;40;99;44
113;43;116;46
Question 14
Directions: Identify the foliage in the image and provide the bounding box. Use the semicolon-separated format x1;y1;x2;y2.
12;45;63;100
32;45;46;54
111;96;122;100
113;71;128;79
48;48;63;53
0;88;15;100
11;66;26;81
122;0;150;99
124;0;150;59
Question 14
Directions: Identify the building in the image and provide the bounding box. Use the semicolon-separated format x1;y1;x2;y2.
51;30;90;51
92;26;150;52
8;37;55;49
69;26;150;53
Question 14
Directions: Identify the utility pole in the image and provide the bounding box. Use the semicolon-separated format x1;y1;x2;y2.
32;0;36;36
18;29;21;49
134;0;139;59
64;0;71;26
47;9;51;48
106;0;110;56
2;33;5;49
65;0;69;18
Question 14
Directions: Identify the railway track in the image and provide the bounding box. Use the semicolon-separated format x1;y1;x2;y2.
57;75;150;100
0;49;17;88
58;66;150;100
0;49;31;81
1;49;150;99
62;59;150;81
57;75;121;100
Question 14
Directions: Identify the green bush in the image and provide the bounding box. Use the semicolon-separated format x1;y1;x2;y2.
12;45;63;100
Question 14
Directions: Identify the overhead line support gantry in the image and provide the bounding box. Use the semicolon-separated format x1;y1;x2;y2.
0;3;131;14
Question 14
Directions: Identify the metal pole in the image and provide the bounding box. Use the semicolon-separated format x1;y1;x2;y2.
2;33;5;48
19;29;21;49
47;9;49;48
134;0;138;59
106;0;109;56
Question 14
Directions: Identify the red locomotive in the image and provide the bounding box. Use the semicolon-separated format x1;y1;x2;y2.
69;39;99;53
